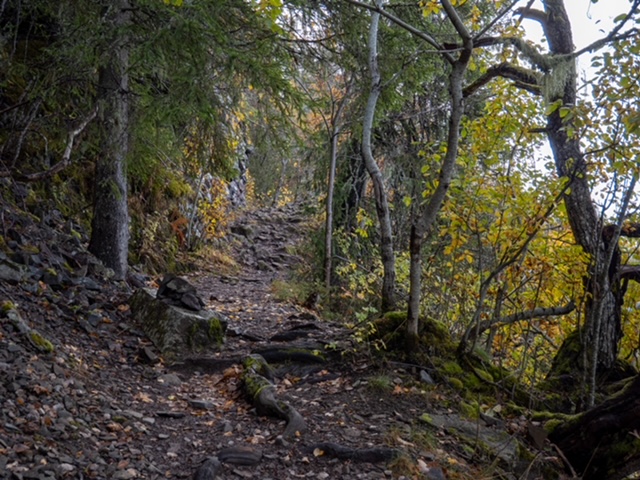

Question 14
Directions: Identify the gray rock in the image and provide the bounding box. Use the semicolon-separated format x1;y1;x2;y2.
157;373;182;386
188;399;216;410
420;370;435;385
129;288;227;360
157;274;205;311
0;256;25;283
422;414;517;466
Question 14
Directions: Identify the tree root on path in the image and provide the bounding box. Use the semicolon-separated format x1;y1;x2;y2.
242;353;306;439
303;442;400;463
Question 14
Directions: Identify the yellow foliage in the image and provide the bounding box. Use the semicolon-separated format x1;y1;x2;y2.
199;178;233;239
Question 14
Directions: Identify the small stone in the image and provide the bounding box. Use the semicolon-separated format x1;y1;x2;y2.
420;370;435;385
157;373;182;386
188;399;215;410
113;468;139;479
58;463;76;474
123;410;144;420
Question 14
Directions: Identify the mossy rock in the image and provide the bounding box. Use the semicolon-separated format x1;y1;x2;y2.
370;312;455;357
29;331;55;353
129;288;228;361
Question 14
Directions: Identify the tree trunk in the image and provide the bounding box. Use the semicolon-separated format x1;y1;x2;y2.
362;0;396;313
89;0;131;281
548;374;640;479
324;86;348;292
324;128;340;291
407;9;471;348
338;138;367;233
542;0;622;374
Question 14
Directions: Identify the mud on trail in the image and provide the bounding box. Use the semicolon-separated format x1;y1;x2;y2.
0;202;488;480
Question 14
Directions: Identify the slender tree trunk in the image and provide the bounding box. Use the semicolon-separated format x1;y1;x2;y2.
324;128;340;291
407;23;471;347
89;0;130;280
362;0;396;312
323;84;349;292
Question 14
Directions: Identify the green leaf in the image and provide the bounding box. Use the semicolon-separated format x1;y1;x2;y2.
545;100;562;116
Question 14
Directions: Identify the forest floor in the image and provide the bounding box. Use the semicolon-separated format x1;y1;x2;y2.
0;201;559;480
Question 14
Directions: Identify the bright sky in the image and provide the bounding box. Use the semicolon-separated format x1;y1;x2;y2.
523;0;632;67
521;1;636;211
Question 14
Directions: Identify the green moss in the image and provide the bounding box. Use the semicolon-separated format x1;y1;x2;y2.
30;331;55;353
442;361;463;376
463;374;481;390
471;346;492;363
460;400;479;419
382;311;407;324
419;413;434;424
1;300;17;315
22;244;40;254
207;318;224;342
368;375;393;392
448;377;464;390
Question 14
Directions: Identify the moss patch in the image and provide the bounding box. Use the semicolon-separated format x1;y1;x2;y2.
30;331;55;353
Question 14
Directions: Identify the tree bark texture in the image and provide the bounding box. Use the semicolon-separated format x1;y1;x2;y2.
549;374;640;479
542;0;622;371
362;0;396;313
89;0;131;281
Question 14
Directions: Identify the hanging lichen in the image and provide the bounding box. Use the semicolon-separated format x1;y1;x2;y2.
541;56;576;103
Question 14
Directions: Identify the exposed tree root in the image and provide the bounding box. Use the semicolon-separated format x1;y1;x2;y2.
242;354;306;439
303;442;399;463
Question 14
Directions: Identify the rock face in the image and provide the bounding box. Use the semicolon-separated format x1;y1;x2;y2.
129;288;227;360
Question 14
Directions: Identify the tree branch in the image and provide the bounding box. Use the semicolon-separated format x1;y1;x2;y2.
463;62;541;97
514;7;547;26
440;0;471;42
473;0;521;41
343;0;454;64
468;301;576;343
0;105;98;182
619;265;640;283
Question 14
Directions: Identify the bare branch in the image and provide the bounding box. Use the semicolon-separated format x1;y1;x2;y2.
343;0;454;64
514;7;547;26
473;0;521;41
468;301;576;343
0;105;98;182
619;265;640;283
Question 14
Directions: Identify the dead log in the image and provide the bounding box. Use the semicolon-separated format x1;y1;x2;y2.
242;354;306;439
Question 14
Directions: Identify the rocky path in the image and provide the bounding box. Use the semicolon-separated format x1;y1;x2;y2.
0;202;486;480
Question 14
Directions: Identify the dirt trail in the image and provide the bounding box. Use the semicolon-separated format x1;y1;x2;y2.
0;202;454;480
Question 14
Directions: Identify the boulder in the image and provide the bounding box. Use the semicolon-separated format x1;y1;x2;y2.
157;274;206;311
129;288;227;360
